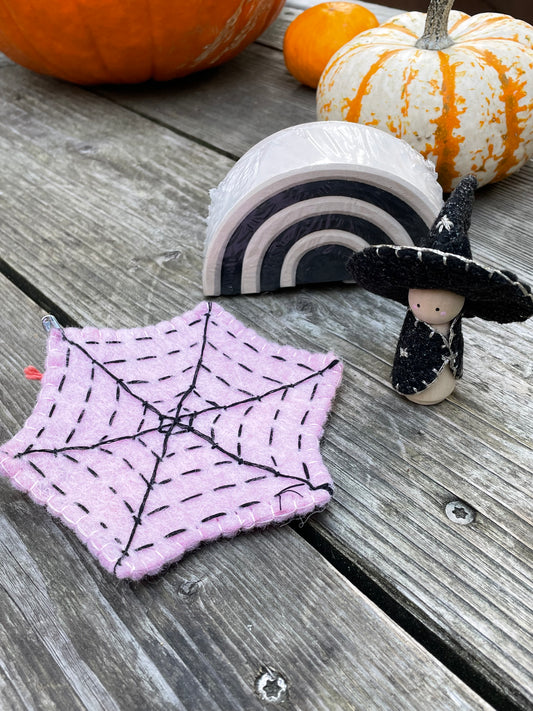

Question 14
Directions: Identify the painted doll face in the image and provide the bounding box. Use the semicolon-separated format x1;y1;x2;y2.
408;288;465;325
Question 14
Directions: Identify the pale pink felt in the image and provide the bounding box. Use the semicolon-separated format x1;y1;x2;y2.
0;302;342;579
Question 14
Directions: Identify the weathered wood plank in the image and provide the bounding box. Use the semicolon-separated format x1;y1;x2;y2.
0;66;531;706
0;277;494;711
255;5;302;50
230;292;533;705
96;42;315;158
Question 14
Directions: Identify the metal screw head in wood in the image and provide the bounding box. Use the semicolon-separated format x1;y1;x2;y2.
255;667;288;704
445;500;475;525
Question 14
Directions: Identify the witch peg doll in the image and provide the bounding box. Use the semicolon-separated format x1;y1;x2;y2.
349;175;533;405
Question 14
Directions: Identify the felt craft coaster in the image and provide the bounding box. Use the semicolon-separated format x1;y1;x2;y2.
0;302;343;580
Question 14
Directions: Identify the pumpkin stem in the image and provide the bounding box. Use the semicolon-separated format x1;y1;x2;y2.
415;0;455;50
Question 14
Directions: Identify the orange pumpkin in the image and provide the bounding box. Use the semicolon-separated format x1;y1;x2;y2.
0;0;285;84
317;0;533;191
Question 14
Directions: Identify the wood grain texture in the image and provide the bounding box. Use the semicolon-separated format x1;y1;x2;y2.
97;41;316;159
0;273;494;711
227;292;533;709
0;54;14;68
0;50;531;707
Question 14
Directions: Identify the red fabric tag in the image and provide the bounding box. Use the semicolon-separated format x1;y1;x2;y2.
24;366;43;381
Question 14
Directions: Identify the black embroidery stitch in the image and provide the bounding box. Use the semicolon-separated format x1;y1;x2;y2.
181;493;202;502
202;512;226;522
165;528;186;538
147;505;170;516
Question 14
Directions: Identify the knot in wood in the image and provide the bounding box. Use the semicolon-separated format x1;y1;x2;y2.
177;580;200;598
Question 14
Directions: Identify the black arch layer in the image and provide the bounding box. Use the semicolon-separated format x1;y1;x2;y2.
295;245;354;286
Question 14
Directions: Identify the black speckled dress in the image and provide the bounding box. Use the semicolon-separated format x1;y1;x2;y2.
391;310;463;395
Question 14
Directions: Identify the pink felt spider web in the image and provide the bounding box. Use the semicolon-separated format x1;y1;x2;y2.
0;302;342;579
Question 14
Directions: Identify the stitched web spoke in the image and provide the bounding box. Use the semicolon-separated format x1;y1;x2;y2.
24;431;164;564
21;341;162;456
188;380;329;490
70;316;221;417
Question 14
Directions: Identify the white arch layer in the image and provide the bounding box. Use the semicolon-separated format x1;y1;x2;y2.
279;231;368;288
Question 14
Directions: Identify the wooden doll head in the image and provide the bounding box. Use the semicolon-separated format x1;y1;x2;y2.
408;288;465;326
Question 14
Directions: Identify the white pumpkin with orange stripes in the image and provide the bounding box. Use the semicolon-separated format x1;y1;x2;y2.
317;0;533;191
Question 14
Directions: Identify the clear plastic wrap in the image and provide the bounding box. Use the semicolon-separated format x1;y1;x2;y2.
204;121;443;296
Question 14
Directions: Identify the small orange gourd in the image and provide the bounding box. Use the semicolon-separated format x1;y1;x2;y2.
0;0;285;84
317;0;533;191
283;2;379;89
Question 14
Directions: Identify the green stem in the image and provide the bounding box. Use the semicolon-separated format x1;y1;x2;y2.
415;0;455;51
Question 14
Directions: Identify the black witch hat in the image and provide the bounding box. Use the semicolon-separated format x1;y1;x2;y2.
348;175;533;323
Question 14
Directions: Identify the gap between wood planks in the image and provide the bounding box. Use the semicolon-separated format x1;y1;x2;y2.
91;90;241;164
0;256;78;328
291;520;531;711
0;253;526;711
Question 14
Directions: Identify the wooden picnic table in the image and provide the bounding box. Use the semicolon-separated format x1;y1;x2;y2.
0;3;531;710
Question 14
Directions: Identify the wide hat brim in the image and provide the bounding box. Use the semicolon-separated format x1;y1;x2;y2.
349;245;533;323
